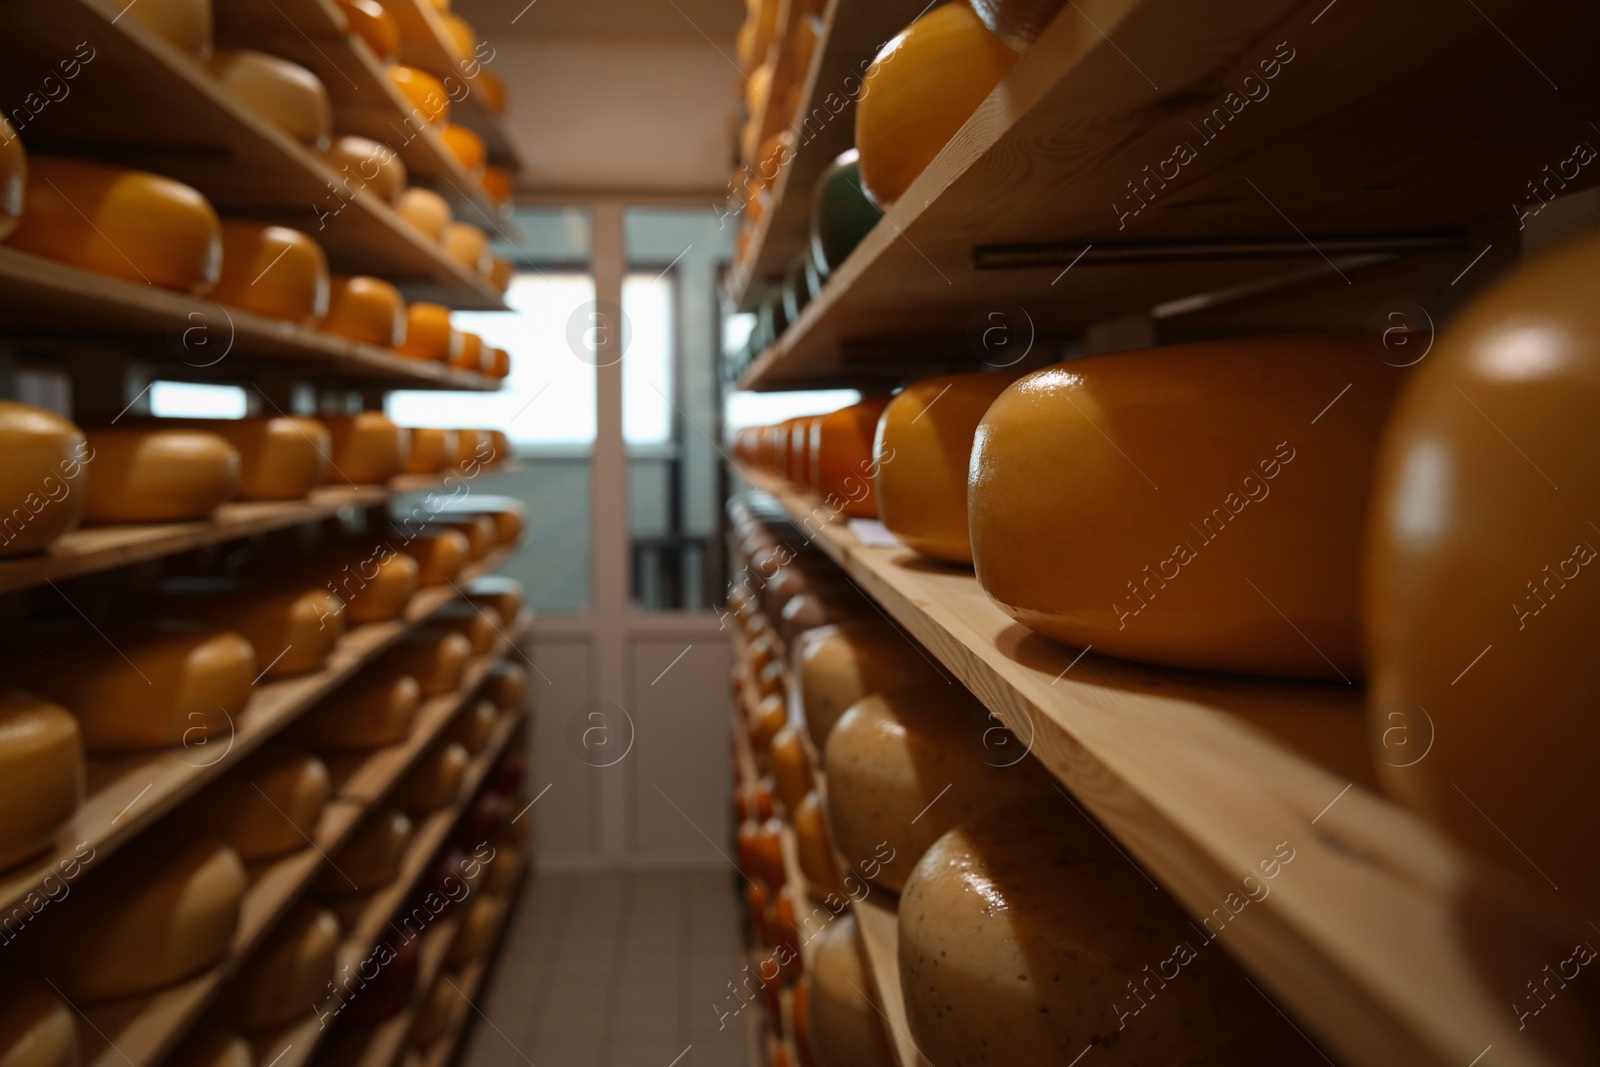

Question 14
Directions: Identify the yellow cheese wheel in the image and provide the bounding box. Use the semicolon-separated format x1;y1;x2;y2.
486;257;512;293
875;372;1022;564
970;0;1068;50
809;914;895;1067
226;903;341;1031
482;842;520;893
308;545;420;622
0;402;87;558
161;582;344;678
321;808;410;893
969;338;1403;679
6;156;222;293
441;222;490;274
322;274;407;348
435;516;494;560
210;50;332;149
444;699;497;755
486;429;511;465
322;135;407;204
827;684;1052;891
403;427;457;474
0;691;82;872
395;741;468;813
396;187;452;241
431;601;500;655
388;64;451;125
439;123;487;175
187;746;330;861
817;398;891;518
438;504;523;548
778;587;873;645
378;629;472;695
474;71;507;115
322;412;409;482
482;167;512;206
466;573;523;619
855;4;1018;207
438;13;477;61
768;725;814;817
335;0;400;61
448;427;487;471
452;330;485;372
397;301;457;362
290;672;421;751
446;891;506;966
1365;230;1600;906
167;1025;252;1067
0;116;24;243
154;416;330;501
0;981;79;1067
210;222;330;323
126;0;213;59
81;427;239;521
408;978;466;1048
900;801;1319;1064
8;625;254;754
23;837;244;1002
479;662;526;711
794;789;845;898
394;528;470;586
795;621;944;752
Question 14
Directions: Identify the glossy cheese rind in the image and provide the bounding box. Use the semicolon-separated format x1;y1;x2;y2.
322;274;407;347
795;621;944;752
159;416;330;501
187;746;330;861
969;337;1404;679
82;428;240;522
388;64;451;126
335;0;400;61
322;412;409;483
970;0;1069;49
210;222;330;323
439;123;487;175
817;398;891;518
210;50;333;149
397;301;456;362
225;903;341;1031
0;401;88;558
809;914;896;1067
0;690;83;872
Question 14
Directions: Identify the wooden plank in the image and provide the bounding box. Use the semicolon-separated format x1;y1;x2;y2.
737;464;1568;1067
737;0;1600;388
0;0;506;309
852;895;931;1067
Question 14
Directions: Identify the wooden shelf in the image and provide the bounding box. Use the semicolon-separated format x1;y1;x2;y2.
737;464;1575;1067
318;911;464;1067
0;546;519;928
411;865;527;1067
735;0;1600;389
0;0;506;310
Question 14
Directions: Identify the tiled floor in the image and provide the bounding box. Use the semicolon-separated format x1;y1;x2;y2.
459;866;755;1067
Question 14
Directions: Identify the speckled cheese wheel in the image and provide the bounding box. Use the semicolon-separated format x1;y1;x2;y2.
795;621;944;752
809;913;896;1067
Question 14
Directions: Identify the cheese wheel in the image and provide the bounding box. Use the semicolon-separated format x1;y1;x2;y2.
322;412;408;482
970;0;1068;49
7;157;222;293
466;573;523;619
969;338;1403;678
210;50;332;149
397;301;457;362
155;416;330;501
855;4;1018;207
479;662;526;711
482;842;520;893
7;625;255;753
0;402;87;558
322;135;407;204
1365;230;1600;905
474;71;507;115
23;837;244;1002
309;545;420;623
321;808;410;894
335;0;399;61
446;892;506;966
187;746;330;861
0;116;23;243
875;372;1023;564
290;672;421;751
322;275;406;347
438;13;477;60
445;503;524;546
452;330;485;372
160;582;344;678
394;528;470;586
167;1025;251;1067
431;601;500;655
486;260;512;295
81;427;239;521
482;166;512;206
210;222;330;323
403;427;457;474
0;981;78;1067
439;124;487;175
441;223;490;275
817;398;892;518
445;699;497;755
125;0;213;59
396;188;452;241
0;691;82;872
486;429;511;465
810;914;895;1067
433;516;494;559
769;724;814;816
449;427;487;471
377;629;472;695
796;621;944;752
227;903;341;1031
827;684;1052;891
408;978;466;1048
395;741;469;813
899;801;1319;1064
779;587;873;644
388;64;451;125
794;789;846;897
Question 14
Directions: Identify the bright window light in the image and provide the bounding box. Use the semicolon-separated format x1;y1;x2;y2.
387;271;598;446
623;273;673;446
149;381;247;419
723;389;862;435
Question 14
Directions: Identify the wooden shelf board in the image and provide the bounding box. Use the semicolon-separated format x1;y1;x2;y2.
737;0;1600;389
412;864;527;1067
852;895;931;1067
737;464;1573;1067
0;1;506;309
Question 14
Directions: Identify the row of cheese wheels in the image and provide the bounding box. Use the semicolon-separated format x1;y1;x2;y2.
0;402;511;556
733;226;1600;914
0;701;527;1067
0;519;523;877
124;0;514;208
0;135;515;363
722;522;1320;1065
